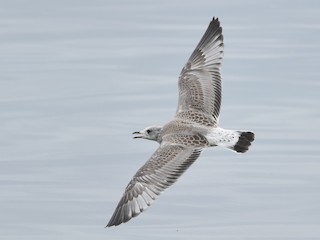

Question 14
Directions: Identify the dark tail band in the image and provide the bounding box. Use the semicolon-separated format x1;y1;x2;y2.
232;131;255;153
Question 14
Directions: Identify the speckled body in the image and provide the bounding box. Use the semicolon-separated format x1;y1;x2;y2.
160;114;212;147
160;113;240;149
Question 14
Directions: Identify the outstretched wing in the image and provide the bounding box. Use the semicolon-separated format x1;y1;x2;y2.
107;143;202;227
176;17;224;124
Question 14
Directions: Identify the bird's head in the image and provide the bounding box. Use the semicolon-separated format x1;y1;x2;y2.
133;125;163;143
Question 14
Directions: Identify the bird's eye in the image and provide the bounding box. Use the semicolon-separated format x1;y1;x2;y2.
146;129;151;134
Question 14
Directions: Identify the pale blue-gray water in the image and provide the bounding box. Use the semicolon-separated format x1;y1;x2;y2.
1;0;320;239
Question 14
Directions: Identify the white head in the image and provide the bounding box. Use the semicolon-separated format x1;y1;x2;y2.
133;125;163;143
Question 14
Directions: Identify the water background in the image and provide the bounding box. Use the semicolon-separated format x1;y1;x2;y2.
1;0;320;239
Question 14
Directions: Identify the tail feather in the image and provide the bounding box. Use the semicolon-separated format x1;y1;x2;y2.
231;131;255;153
207;128;255;153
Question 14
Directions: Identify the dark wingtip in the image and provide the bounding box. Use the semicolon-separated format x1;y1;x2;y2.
211;16;221;26
106;222;116;228
212;16;219;22
106;217;122;228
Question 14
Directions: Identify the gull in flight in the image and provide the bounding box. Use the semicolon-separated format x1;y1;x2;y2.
107;17;255;227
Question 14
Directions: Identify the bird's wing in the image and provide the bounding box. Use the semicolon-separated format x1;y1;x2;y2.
107;143;202;227
176;17;224;125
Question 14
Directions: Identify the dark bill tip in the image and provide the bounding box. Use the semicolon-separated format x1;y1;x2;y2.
133;131;142;139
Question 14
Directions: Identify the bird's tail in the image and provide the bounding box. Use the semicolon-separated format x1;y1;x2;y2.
229;131;255;153
207;128;255;153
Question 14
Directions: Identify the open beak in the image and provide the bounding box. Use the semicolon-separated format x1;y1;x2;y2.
132;131;142;139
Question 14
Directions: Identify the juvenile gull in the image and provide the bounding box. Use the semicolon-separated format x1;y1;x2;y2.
107;17;255;227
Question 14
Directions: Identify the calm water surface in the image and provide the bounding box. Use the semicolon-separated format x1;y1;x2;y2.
1;0;320;239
